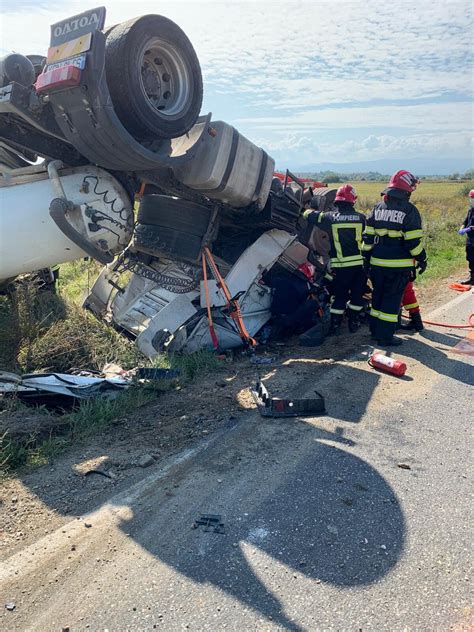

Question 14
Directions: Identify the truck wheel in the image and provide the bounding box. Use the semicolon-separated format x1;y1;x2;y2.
137;195;212;236
133;223;203;262
105;15;203;140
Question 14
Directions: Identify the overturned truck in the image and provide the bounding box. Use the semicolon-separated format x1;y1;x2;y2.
0;7;332;357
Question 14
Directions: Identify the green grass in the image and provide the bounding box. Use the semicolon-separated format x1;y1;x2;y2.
153;348;223;381
56;259;102;304
0;388;157;475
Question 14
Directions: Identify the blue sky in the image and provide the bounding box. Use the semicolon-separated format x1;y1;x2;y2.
1;0;473;171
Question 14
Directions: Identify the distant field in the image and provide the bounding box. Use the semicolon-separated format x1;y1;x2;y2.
328;180;473;282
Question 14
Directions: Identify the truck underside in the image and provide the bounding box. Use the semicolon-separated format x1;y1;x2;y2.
0;7;332;357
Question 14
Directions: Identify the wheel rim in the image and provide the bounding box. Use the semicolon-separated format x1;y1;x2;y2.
138;38;190;119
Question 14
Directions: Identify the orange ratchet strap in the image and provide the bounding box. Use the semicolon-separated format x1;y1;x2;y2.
201;252;219;348
202;246;257;348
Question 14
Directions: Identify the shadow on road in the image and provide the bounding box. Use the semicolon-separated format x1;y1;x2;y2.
12;359;407;629
403;329;474;386
113;421;405;630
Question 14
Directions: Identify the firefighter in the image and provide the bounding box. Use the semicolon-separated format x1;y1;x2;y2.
363;170;427;346
304;184;366;334
458;189;474;285
399;279;423;331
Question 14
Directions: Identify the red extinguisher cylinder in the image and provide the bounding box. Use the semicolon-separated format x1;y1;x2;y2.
369;352;407;377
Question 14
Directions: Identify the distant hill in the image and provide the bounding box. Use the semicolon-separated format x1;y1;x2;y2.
281;158;473;177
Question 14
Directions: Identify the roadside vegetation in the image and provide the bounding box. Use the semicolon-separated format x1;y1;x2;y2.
0;273;222;475
1;180;471;475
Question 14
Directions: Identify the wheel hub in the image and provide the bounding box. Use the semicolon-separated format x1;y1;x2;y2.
139;39;189;118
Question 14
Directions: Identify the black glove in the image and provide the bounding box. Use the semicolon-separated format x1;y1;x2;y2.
416;258;427;275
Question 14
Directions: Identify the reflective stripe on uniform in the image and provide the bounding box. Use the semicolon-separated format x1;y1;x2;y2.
330;254;363;263
332;222;363;262
362;243;373;251
374;228;404;238
370;307;398;322
404;229;423;239
403;302;419;310
370;257;414;268
409;243;424;256
347;303;363;311
365;226;375;235
330;307;345;315
331;259;364;268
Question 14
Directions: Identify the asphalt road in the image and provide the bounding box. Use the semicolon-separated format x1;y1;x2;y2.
1;291;473;631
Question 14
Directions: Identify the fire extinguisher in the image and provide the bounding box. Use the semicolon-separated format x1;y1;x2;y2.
368;352;407;377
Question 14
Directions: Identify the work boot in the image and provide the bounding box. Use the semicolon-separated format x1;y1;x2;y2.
459;275;474;285
347;312;360;333
328;314;343;336
376;336;403;347
400;311;424;331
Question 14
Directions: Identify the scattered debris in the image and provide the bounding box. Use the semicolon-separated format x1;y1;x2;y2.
251;380;325;417
0;371;129;402
249;355;276;365
397;463;412;470
84;522;92;528
192;514;226;534
84;469;113;479
137;454;155;468
5;603;16;611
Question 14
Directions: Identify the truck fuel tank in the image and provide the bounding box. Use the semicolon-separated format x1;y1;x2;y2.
173;121;274;210
0;165;133;284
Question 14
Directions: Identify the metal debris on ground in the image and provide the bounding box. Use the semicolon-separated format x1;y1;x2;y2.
0;370;129;402
397;463;412;470
192;514;226;534
5;603;16;611
84;469;114;479
249;355;277;365
251;380;326;418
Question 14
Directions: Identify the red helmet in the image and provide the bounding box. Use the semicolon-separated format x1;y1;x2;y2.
468;189;474;198
335;184;357;204
388;170;419;192
298;262;315;281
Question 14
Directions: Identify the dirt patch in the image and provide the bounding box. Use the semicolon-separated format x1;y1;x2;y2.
0;409;64;443
0;276;465;558
415;272;464;314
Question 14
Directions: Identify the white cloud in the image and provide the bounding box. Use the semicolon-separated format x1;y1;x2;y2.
237;101;473;133
0;0;472;169
251;129;473;166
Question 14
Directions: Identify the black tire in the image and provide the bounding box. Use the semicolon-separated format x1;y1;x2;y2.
105;15;203;140
133;223;203;262
137;195;212;236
